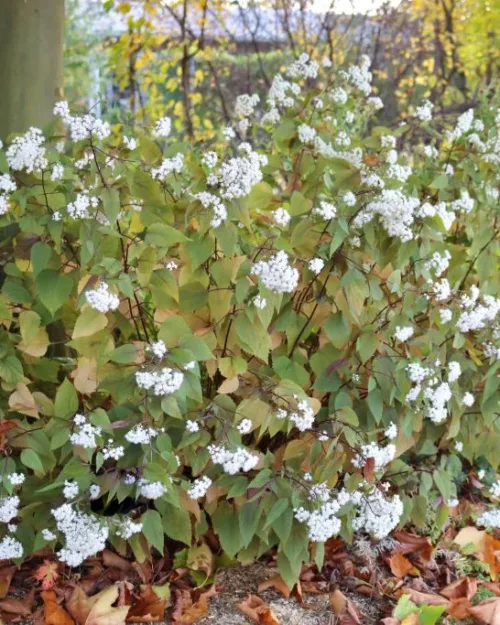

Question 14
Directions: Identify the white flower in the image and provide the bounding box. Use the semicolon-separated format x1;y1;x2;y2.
67;190;99;219
462;392;474;407
42;529;56;541
63;480;79;500
353;442;396;471
135;367;184;396
186;420;200;433
102;443;124;461
415;99;433;122
7;473;25;486
187;476;212;500
273;207;291;228
385;423;398;440
201;151;218;168
149;340;168;359
331;88;348;104
455;441;463;452
116;518;143;539
124;136;137;150
308;258;325;274
196;192;227;228
85;282;120;313
394;326;414;342
237;419;252;435
89;485;101;500
209;444;259;475
184;361;196;371
70;422;102;449
251;251;299;294
52;503;108;566
0;497;20;523
54;101;110;141
0;536;23;560
51;163;64;181
151;154;184;181
297;124;317;144
217;144;266;199
440;309;453;324
491;481;500;498
352;488;403;540
447;361;461;383
234;94;260;119
355;190;420;242
125;424;160;445
313;201;336;220
6;127;47;172
152;117;172;139
138;479;167;499
252;295;267;310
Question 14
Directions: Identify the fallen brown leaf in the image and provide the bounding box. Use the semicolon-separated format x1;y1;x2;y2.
440;576;477;601
469;597;500;624
481;582;500;597
102;550;131;572
0;596;32;617
67;585;129;625
34;560;60;590
447;598;473;620
392;531;433;561
401;588;448;606
186;544;214;579
454;526;486;552
127;586;166;622
171;586;216;625
387;553;419;578
0;568;14;599
329;589;362;625
483;534;500;581
258;575;291;598
42;590;75;625
237;595;281;625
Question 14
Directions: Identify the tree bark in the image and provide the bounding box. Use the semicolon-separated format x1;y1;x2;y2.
0;0;64;140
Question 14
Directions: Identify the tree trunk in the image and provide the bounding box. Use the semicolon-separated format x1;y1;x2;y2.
0;0;64;140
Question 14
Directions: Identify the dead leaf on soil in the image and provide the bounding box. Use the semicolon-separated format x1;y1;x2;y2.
392;531;433;562
126;586;166;622
0;568;14;599
447;597;473;620
454;526;486;552
483;534;500;581
440;576;477;601
34;560;60;590
387;553;420;578
401;588;448;607
258;575;295;599
67;585;129;625
237;594;281;625
469;597;500;624
0;593;33;617
186;544;214;579
102;550;131;572
42;590;75;625
329;589;362;625
171;586;216;625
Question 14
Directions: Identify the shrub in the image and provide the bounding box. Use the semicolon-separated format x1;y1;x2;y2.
0;53;499;586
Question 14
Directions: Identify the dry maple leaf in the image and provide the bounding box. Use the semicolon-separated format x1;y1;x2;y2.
258;575;292;599
42;590;75;625
237;594;281;625
102;550;131;572
447;597;473;620
127;586;166;623
453;526;486;552
34;560;60;590
66;585;129;625
401;588;448;607
469;597;500;624
482;534;500;581
387;553;419;579
329;589;363;625
440;576;477;601
171;586;216;625
392;531;433;562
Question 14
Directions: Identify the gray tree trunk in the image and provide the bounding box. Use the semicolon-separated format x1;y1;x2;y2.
0;0;64;140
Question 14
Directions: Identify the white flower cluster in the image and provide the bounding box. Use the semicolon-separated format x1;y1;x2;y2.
0;536;23;560
385;422;398;439
295;490;347;542
0;497;20;523
7;473;25;486
406;359;467;423
0;173;15;214
277;399;315;432
414;99;433;122
266;74;300;111
148;340;168;359
351;488;403;539
208;444;259;475
201;151;218;169
425;251;451;278
297;124;317;144
102;441;125;460
478;509;500;529
234;94;260;119
70;417;102;449
237;418;253;435
54;101;110;142
216;143;267;199
344;55;373;95
313;201;336;220
135;367;184;396
151;153;184;181
490;480;500;499
125;424;160;445
152;116;172;139
354;189;420;242
52;503;108;567
116;518;143;539
85;282;120;313
273;207;291;228
456;286;500;333
331;87;348;104
394;326;414;342
138;479;167;499
447;109;474;142
6;127;47;172
63;480;79;500
67;190;99;219
187;476;212;500
287;53;319;79
353;442;396;471
253;294;267;310
196;192;227;228
251;251;299;294
308;258;325;275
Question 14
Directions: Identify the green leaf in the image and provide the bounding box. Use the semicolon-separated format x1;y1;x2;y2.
73;308;108;339
20;449;45;475
142;509;164;553
212;501;244;557
111;344;138;363
36;270;73;315
54;378;79;419
239;501;263;548
263;498;289;530
145;223;190;247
